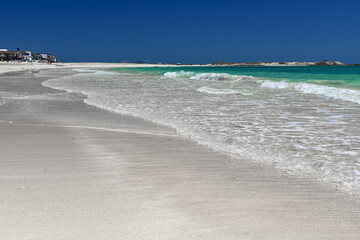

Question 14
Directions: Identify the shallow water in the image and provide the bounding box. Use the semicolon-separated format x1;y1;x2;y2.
43;67;360;196
112;65;360;89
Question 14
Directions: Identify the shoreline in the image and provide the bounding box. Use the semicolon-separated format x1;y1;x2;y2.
0;62;206;75
50;69;360;197
0;69;359;238
1;61;356;76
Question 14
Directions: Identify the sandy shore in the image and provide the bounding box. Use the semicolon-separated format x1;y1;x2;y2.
0;69;359;239
0;62;203;75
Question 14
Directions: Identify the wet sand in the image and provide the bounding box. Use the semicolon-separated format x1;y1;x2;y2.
0;62;204;75
0;69;359;239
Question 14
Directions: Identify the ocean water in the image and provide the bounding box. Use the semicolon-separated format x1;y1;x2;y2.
43;66;360;196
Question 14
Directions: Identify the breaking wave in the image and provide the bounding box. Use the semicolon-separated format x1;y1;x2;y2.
260;80;290;89
43;69;360;196
294;82;360;104
164;71;360;104
260;80;360;104
164;71;241;81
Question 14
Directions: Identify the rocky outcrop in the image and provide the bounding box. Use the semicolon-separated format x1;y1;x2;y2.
314;61;343;66
211;60;344;66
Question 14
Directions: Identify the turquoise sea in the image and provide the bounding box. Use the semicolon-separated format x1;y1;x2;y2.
110;65;360;89
43;66;360;197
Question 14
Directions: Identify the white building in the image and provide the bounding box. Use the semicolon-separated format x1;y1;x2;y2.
22;51;32;61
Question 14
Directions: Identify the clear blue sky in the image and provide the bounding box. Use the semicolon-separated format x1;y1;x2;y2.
1;0;359;63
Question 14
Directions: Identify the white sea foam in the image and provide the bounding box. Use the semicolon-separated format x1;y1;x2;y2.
197;86;238;95
190;73;235;81
260;80;290;89
73;68;96;73
166;71;360;105
163;71;194;78
43;70;360;197
164;71;240;81
259;80;360;104
294;82;360;104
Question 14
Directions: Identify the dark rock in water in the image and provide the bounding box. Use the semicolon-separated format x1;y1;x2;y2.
314;60;343;66
211;61;236;65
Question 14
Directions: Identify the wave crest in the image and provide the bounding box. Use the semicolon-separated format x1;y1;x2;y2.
163;71;194;78
163;71;242;81
260;80;360;104
261;80;289;89
295;83;360;104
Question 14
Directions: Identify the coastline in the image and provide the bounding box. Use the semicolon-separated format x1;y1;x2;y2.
0;62;206;75
0;61;351;76
0;69;360;238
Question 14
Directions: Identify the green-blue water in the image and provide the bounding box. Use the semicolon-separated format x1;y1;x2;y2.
110;65;360;89
43;67;360;196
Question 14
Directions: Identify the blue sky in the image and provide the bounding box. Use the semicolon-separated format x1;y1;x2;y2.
1;0;359;63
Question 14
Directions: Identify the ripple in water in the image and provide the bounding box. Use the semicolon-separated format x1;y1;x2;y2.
43;70;360;196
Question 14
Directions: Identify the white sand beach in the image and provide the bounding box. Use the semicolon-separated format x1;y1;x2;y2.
0;66;359;239
0;62;200;75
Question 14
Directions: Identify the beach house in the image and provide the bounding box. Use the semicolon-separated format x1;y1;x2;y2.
48;55;57;63
0;49;57;63
0;49;7;61
0;51;6;61
33;53;48;62
21;51;33;62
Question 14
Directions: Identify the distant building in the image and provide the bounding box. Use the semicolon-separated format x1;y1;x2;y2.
0;50;23;61
0;49;58;63
9;51;25;61
0;53;6;61
21;52;32;61
0;49;7;60
33;53;48;62
47;55;57;63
